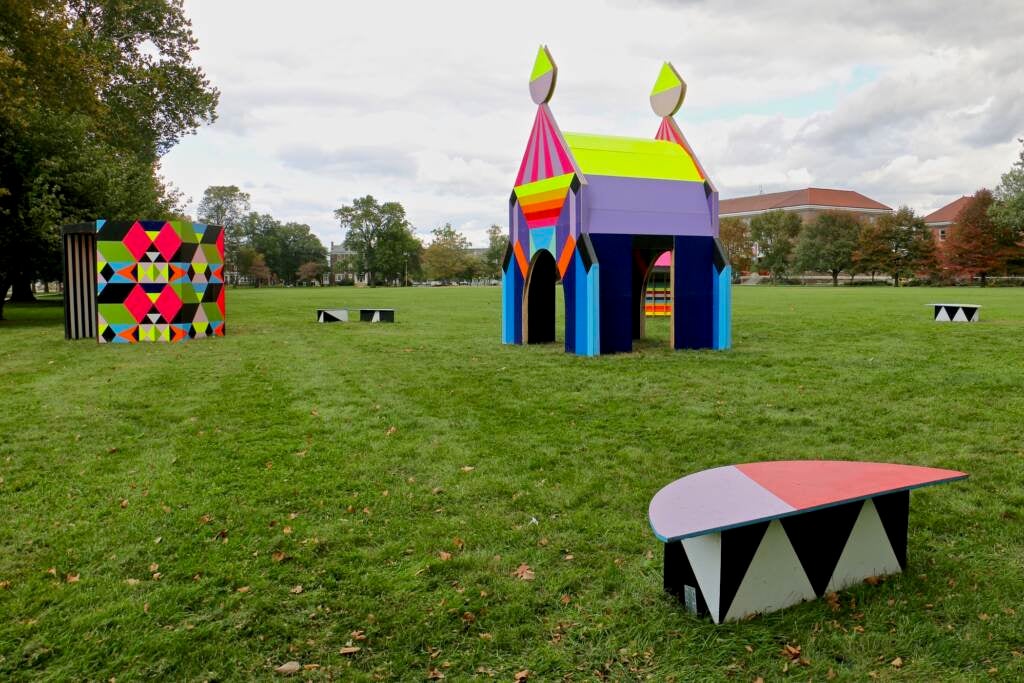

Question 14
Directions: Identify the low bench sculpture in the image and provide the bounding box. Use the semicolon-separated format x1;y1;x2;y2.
928;303;980;322
316;308;395;323
648;460;966;623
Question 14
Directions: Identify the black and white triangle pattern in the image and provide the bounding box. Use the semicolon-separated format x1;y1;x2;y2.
316;308;349;323
932;304;979;322
664;491;909;623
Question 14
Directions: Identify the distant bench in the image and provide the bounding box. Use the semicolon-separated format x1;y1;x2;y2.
648;460;966;623
928;303;980;322
316;308;395;323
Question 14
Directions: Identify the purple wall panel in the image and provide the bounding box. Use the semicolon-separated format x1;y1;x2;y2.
579;176;714;237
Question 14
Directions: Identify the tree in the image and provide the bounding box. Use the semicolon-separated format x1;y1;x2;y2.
297;261;327;286
197;185;251;284
334;196;417;286
880;207;937;285
852;221;891;281
0;0;218;319
989;139;1024;271
794;212;862;286
718;217;753;274
942;189;1012;285
234;245;259;285
248;253;272;287
749;210;802;282
481;225;509;280
422;224;473;283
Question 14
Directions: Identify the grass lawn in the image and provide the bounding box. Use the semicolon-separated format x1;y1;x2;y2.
1;285;1023;681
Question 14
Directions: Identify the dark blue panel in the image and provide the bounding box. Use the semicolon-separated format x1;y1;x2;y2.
673;235;714;350
590;233;633;354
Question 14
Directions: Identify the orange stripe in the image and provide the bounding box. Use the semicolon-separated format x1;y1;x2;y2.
514;240;529;277
557;235;576;278
520;196;567;214
517;186;571;204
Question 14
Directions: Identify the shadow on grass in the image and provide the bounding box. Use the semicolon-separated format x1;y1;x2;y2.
0;298;65;328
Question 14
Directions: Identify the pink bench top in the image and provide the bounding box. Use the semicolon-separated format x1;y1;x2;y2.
649;460;967;542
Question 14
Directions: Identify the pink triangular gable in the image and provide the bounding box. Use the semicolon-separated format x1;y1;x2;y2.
516;106;575;186
655;117;710;187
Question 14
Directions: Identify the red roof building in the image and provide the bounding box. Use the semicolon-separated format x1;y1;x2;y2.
923;196;972;242
720;187;892;224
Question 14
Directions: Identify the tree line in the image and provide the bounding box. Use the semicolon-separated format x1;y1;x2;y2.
0;0;219;320
719;141;1024;286
196;186;327;286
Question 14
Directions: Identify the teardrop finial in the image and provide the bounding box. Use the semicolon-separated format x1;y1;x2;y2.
650;62;686;117
529;45;557;105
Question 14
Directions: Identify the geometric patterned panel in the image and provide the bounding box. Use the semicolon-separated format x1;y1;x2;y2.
96;220;225;343
664;493;912;623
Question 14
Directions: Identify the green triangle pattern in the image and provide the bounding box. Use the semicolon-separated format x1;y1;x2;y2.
531;46;554;82
651;62;682;96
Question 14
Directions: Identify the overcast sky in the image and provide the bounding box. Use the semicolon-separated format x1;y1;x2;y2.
161;0;1024;247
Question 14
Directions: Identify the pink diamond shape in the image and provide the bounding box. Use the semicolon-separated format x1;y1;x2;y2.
123;284;153;322
154;286;183;322
154;223;183;261
123;221;152;261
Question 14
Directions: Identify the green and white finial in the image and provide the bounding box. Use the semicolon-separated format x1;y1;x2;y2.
529;45;557;105
650;62;686;117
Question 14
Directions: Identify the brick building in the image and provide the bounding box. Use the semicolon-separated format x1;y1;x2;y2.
923;196;972;243
720;187;892;225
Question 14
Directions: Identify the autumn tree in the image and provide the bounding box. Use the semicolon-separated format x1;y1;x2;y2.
942;189;1012;284
0;0;218;318
793;212;861;285
852;221;891;281
718;217;753;274
749;210;802;282
297;261;327;285
422;224;473;283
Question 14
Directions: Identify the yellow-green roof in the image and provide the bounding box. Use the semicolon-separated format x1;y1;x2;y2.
562;132;702;182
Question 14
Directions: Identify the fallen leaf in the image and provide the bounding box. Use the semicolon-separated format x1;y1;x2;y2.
275;661;301;675
0;580;11;590
479;632;493;641
825;592;841;612
339;646;361;655
513;670;530;682
288;511;299;519
149;563;159;572
426;667;445;679
311;408;319;417
563;554;574;561
351;630;367;641
461;611;475;624
66;573;80;583
153;537;162;544
272;551;289;563
827;668;836;680
891;657;903;668
538;538;549;547
460;466;475;473
143;602;150;613
431;487;443;495
452;537;464;550
979;613;990;621
303;664;320;671
290;585;303;594
237;586;250;593
46;567;57;576
126;578;141;586
513;564;535;581
560;594;571;605
745;645;753;653
120;499;129;509
151;572;162;581
781;644;802;661
283;526;293;535
386;426;397;435
438;551;452;561
199;514;212;524
864;575;882;586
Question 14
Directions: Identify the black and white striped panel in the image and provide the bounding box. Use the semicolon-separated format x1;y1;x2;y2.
63;232;98;340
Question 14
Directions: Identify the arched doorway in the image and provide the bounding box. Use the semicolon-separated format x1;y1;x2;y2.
639;249;673;347
523;250;558;344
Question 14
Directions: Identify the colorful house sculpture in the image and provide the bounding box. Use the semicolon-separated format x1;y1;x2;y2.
501;47;731;355
62;220;226;343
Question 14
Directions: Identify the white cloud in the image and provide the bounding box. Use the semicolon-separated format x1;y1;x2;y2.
161;0;1024;245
